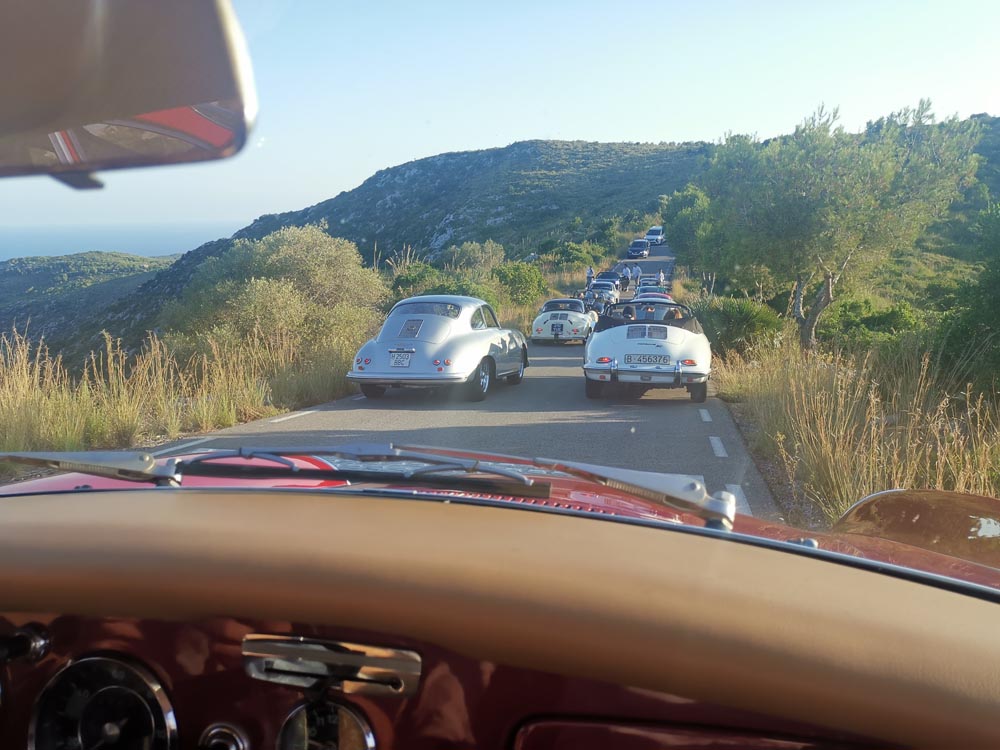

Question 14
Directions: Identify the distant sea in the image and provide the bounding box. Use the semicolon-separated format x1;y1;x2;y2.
0;221;246;261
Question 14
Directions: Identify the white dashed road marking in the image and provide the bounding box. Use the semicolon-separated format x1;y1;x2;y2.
351;395;366;401
269;410;317;423
150;437;212;456
709;436;728;458
698;408;712;422
726;483;753;517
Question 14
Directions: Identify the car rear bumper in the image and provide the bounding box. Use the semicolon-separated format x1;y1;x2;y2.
532;331;587;342
583;363;710;386
347;371;471;388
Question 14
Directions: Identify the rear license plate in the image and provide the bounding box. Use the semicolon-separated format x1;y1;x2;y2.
551;323;563;333
625;354;670;364
390;352;411;367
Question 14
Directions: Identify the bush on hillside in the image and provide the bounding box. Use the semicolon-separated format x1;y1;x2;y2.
540;241;605;270
391;261;443;296
690;296;784;357
436;240;506;280
422;278;503;310
159;224;389;360
492;262;547;305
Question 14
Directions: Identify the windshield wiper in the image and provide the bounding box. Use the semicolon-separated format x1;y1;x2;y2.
0;451;180;485
0;445;550;499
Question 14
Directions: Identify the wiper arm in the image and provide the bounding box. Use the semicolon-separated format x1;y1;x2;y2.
530;457;736;531
0;451;179;485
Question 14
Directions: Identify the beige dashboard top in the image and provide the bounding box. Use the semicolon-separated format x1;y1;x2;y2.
0;487;997;748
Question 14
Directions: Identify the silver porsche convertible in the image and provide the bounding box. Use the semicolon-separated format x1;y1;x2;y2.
347;295;529;401
583;300;712;402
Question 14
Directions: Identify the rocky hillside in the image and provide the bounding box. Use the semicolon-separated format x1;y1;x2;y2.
236;139;711;259
0;252;177;354
12;119;1000;358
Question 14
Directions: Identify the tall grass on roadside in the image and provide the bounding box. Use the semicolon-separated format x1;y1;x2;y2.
714;336;1000;524
0;327;366;457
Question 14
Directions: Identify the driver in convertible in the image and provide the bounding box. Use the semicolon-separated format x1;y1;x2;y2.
623;305;636;321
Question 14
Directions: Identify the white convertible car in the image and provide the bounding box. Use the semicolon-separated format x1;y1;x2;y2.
531;298;599;344
348;295;529;401
583;300;712;402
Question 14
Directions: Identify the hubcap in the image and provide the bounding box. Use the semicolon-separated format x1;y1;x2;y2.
479;361;490;391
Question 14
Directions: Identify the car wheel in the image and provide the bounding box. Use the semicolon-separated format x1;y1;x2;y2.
360;383;385;399
506;350;526;385
584;379;604;399
465;358;493;401
690;382;708;403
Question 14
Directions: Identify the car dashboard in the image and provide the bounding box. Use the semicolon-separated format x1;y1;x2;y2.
0;614;874;750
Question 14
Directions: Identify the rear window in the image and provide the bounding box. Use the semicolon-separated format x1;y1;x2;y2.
391;301;462;318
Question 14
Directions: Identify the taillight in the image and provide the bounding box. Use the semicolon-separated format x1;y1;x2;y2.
363;358;371;364
444;359;453;366
596;356;612;364
572;328;579;333
681;359;696;366
355;358;362;364
433;359;441;365
536;327;543;333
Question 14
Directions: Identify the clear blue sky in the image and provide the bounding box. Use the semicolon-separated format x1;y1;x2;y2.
0;0;996;232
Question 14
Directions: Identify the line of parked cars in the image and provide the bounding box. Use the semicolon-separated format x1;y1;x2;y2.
347;228;694;401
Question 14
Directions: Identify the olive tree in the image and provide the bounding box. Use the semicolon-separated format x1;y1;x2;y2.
698;102;980;349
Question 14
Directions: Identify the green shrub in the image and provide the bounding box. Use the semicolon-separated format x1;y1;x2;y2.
492;262;547;305
391;261;443;296
423;278;503;310
690;296;783;357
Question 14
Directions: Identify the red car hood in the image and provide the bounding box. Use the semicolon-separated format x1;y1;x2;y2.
3;446;999;592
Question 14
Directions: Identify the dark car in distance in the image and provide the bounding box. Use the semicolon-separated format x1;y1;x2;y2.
627;239;651;258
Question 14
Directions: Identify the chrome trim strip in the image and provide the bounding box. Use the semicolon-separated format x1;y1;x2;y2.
242;635;422;697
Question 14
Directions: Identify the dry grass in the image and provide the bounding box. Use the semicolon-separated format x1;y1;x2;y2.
0;329;363;456
713;338;1000;524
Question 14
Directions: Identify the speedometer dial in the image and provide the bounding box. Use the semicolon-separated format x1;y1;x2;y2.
29;655;177;750
277;701;375;750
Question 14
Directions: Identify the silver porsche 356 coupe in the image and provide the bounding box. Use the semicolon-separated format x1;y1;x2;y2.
347;295;530;401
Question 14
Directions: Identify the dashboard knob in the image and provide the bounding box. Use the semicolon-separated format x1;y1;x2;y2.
0;623;49;664
198;724;249;750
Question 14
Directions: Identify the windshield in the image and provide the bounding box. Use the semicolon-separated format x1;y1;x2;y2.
541;300;584;313
1;1;998;594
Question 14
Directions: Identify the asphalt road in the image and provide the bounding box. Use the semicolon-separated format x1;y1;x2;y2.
151;244;780;520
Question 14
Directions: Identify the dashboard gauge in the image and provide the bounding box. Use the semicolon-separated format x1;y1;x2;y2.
29;655;177;750
277;701;374;750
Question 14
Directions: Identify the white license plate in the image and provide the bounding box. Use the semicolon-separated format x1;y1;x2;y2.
390;352;411;367
625;354;670;364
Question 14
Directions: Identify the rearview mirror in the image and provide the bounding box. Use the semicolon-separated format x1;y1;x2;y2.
0;0;256;188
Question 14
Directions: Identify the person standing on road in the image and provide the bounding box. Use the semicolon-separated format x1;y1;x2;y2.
658;268;666;285
632;262;642;281
622;264;632;293
586;265;594;289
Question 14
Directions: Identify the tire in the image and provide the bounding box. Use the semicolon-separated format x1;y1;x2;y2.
360;383;385;399
690;381;708;403
585;378;604;399
506;350;526;385
465;358;493;401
